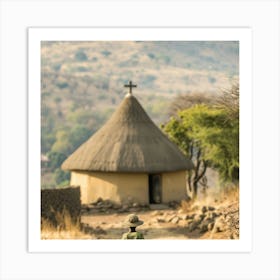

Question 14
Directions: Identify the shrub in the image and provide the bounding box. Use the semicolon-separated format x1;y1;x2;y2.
147;53;155;59
75;50;88;61
54;168;70;185
56;82;69;89
101;50;111;57
208;76;216;84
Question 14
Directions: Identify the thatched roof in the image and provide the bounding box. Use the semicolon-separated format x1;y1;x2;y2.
62;93;193;173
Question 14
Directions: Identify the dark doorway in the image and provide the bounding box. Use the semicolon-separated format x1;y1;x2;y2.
148;174;162;204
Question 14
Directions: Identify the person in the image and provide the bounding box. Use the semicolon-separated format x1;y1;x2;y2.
122;214;144;239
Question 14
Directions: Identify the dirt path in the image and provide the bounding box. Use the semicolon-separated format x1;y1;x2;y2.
81;207;233;239
81;210;189;239
41;197;238;240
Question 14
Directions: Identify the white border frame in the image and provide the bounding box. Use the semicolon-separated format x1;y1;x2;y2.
28;27;252;253
1;1;279;279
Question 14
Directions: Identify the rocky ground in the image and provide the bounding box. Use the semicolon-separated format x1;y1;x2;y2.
80;197;239;240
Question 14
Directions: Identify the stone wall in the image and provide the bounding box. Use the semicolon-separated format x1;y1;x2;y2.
41;186;81;227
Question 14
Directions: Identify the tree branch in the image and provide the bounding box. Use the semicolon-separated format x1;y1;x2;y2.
194;160;208;184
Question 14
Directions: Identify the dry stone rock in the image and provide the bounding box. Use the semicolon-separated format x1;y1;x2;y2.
122;204;129;211
207;222;214;231
193;214;202;223
201;206;208;213
94;226;107;235
96;197;103;203
171;216;180;224
180;214;188;220
186;220;193;226
200;223;208;233
156;217;165;223
199;213;206;220
166;215;176;223
210;212;219;219
152;210;160;216
189;221;200;232
212;216;227;233
186;214;195;220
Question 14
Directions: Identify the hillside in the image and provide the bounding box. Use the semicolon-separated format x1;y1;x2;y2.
41;41;239;188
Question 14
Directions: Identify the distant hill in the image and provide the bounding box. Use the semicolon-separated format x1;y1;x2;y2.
41;41;238;96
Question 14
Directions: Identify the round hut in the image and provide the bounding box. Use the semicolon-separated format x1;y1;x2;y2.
62;83;193;205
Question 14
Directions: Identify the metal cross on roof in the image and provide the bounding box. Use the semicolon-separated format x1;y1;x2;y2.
124;81;137;94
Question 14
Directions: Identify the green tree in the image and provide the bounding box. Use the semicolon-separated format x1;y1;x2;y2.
47;151;67;171
51;125;92;157
41;105;56;153
75;50;88;61
163;84;239;199
101;50;111;57
54;168;70;186
51;130;73;155
163;105;210;199
69;125;92;151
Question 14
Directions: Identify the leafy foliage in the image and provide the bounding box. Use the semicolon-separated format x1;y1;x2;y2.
47;152;67;172
56;82;69;89
54;169;70;186
51;125;92;156
163;84;239;198
101;50;111;57
75;50;88;61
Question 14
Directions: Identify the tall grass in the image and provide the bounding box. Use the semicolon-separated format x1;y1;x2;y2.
41;207;92;239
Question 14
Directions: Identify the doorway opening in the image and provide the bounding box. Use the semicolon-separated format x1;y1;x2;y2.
148;174;162;204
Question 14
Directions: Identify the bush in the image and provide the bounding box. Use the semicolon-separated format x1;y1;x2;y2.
56;82;69;89
101;50;111;57
47;151;67;171
75;50;88;61
147;53;155;59
54;168;70;185
208;76;216;84
53;63;61;71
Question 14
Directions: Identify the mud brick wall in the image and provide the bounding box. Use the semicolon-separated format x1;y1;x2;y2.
41;187;81;227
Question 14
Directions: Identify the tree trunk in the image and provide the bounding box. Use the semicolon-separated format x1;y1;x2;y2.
192;182;198;200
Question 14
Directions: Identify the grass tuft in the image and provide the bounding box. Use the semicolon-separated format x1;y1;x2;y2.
41;207;92;239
